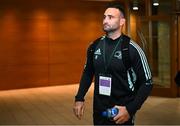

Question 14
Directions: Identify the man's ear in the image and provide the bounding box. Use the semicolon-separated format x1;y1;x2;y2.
120;18;125;26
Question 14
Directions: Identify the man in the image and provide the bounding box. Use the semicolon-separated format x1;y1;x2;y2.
175;71;180;86
73;2;153;125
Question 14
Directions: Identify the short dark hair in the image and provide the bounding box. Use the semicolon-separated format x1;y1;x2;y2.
105;2;125;17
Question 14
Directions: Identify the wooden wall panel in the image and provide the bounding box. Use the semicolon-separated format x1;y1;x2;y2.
0;65;49;89
0;0;106;90
48;8;104;85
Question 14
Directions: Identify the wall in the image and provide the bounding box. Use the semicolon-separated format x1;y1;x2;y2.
0;0;106;90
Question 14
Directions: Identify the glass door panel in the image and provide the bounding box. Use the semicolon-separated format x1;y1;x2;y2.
140;20;171;88
152;21;170;87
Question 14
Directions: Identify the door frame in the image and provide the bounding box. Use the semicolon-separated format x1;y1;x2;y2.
139;0;179;97
151;13;179;97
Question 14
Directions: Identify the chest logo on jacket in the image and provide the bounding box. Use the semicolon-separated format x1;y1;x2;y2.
114;51;122;59
94;48;101;60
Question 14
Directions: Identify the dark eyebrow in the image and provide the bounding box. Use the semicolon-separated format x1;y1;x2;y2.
104;14;115;18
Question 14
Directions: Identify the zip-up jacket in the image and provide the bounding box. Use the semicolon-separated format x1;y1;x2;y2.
75;35;153;116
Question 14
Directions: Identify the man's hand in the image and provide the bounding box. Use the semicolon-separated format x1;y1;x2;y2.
113;106;130;124
73;101;85;120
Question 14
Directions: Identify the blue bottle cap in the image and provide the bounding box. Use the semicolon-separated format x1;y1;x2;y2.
111;107;118;116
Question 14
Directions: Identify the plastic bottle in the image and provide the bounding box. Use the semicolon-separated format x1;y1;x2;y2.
102;107;119;118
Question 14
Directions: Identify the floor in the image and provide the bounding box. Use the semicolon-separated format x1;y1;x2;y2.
0;84;179;125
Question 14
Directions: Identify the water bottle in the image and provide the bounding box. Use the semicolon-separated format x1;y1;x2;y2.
102;107;119;118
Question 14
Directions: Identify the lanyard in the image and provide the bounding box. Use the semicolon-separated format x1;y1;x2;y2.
103;36;122;72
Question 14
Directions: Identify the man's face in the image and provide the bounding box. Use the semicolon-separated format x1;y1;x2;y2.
103;8;124;33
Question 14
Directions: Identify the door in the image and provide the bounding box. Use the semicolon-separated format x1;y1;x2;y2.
137;0;180;97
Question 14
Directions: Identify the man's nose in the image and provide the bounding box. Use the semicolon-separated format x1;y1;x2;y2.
103;17;108;24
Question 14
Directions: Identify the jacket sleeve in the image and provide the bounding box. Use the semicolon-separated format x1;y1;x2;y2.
125;41;153;115
75;43;95;102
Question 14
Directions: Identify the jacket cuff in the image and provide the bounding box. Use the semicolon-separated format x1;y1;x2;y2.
126;104;137;116
75;96;85;102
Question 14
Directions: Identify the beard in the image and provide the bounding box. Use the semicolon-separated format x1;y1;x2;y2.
103;24;118;33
